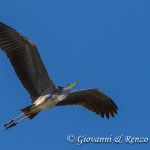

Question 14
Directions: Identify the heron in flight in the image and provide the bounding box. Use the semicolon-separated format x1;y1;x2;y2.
0;22;118;130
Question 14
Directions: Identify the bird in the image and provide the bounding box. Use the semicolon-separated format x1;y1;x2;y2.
0;22;118;130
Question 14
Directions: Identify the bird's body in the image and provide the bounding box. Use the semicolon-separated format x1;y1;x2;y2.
30;87;68;113
0;22;118;130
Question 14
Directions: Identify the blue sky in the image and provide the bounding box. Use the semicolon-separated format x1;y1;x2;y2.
0;0;150;149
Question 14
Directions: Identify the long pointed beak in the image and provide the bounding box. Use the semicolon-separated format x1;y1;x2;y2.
70;78;81;89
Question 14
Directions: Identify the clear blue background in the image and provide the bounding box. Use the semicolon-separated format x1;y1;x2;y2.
0;0;150;149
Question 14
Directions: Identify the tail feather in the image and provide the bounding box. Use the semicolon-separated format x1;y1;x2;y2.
20;105;39;120
20;105;32;114
28;112;39;119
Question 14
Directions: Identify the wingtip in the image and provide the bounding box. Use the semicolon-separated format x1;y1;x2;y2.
106;115;109;119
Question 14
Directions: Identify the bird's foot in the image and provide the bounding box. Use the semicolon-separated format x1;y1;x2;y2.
3;123;18;130
2;120;14;128
2;113;24;129
2;114;28;131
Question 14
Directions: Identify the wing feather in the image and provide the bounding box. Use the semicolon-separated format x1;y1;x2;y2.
56;88;118;119
0;22;56;101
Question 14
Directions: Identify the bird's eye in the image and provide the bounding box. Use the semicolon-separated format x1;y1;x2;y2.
68;84;71;86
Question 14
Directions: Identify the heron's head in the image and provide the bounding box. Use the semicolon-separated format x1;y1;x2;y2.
62;78;81;92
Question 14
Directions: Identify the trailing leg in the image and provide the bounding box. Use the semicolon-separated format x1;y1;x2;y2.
4;115;29;130
2;114;24;128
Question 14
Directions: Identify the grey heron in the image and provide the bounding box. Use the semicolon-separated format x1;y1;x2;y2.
0;22;118;130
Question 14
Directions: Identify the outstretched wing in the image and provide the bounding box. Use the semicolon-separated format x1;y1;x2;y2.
0;22;56;101
56;88;118;119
